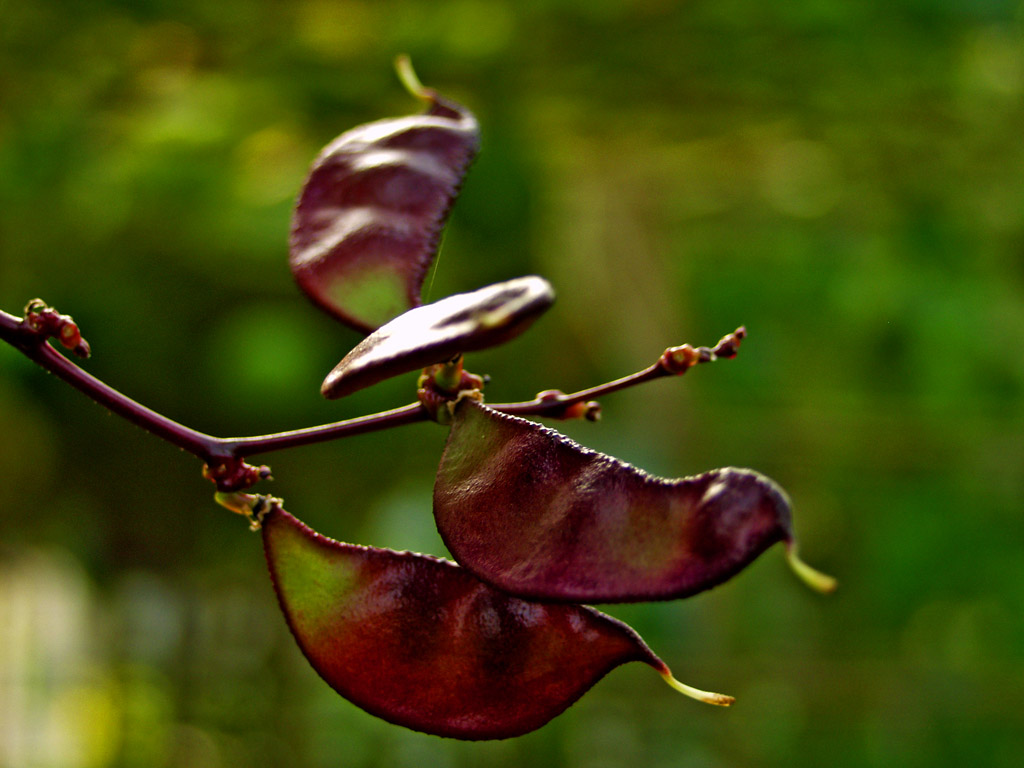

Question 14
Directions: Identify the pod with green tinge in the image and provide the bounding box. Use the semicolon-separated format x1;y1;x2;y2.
289;72;479;334
433;399;820;603
261;502;729;740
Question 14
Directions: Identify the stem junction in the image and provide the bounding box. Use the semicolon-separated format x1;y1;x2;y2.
2;302;746;492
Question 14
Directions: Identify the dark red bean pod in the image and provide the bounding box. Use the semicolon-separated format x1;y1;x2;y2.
260;501;732;740
433;399;835;603
289;63;480;334
320;276;554;399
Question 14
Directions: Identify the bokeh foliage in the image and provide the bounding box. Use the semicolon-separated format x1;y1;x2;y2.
2;0;1023;766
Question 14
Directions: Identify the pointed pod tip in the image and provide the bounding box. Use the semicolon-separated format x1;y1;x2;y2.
785;543;838;594
659;670;735;707
394;54;431;101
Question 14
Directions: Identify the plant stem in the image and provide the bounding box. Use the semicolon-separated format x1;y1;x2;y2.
488;328;746;419
2;309;218;457
3;307;741;465
218;403;427;457
487;363;665;418
1;308;429;464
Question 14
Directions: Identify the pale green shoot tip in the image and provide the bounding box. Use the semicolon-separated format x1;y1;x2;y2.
214;491;268;531
395;55;430;101
660;670;735;707
786;543;838;594
214;491;256;515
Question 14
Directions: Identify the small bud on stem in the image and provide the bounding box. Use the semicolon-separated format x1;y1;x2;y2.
532;390;602;421
712;326;747;359
660;327;746;375
203;458;273;493
22;299;92;358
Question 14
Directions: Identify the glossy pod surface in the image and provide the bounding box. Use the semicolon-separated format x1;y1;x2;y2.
289;85;479;333
321;276;554;398
434;399;794;603
261;503;671;740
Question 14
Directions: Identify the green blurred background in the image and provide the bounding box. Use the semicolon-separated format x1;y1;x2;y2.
2;0;1023;766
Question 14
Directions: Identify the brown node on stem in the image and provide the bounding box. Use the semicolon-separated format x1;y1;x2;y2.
711;326;747;359
533;390;602;421
417;356;486;395
22;299;92;358
659;326;747;375
660;344;700;374
416;356;487;424
202;458;273;493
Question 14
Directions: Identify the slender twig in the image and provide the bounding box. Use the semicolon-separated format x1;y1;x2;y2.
0;310;21;335
488;327;746;419
488;363;664;418
1;307;430;466
3;305;742;480
2;308;218;458
217;403;427;457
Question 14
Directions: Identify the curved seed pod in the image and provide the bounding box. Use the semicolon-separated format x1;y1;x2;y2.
261;502;731;740
289;58;480;334
321;275;554;399
434;399;835;603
